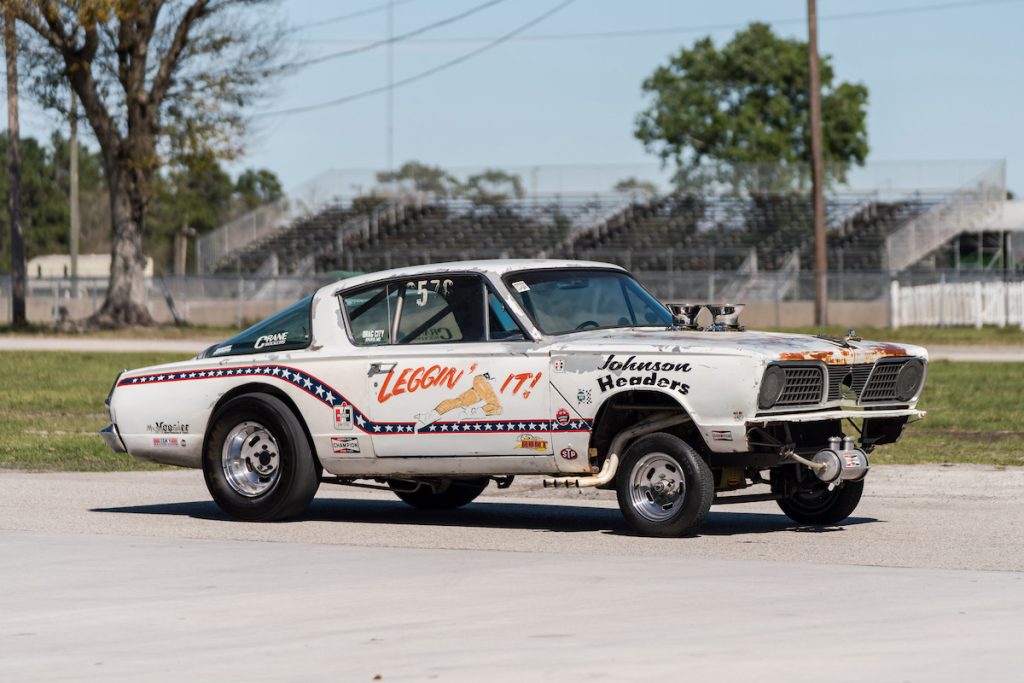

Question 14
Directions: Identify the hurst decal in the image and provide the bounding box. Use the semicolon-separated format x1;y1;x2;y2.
596;354;691;396
334;403;354;430
377;363;475;403
415;374;502;431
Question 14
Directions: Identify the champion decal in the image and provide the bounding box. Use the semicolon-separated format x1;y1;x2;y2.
118;364;592;437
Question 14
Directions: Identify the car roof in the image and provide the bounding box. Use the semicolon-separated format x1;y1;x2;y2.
322;259;627;295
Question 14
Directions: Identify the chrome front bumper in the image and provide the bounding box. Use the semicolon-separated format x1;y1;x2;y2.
748;408;925;425
100;423;127;453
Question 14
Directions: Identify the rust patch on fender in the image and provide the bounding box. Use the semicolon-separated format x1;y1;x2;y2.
867;343;910;358
778;348;855;363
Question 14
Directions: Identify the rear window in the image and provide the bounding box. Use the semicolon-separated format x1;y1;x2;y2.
201;296;313;357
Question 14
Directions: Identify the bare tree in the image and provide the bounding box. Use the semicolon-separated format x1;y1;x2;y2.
4;0;284;326
4;10;26;327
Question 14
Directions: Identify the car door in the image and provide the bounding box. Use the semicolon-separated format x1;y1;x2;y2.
342;273;551;457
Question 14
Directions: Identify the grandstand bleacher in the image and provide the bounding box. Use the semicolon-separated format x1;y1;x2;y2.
211;191;941;279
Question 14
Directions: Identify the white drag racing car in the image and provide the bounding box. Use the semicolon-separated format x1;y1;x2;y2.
101;260;927;536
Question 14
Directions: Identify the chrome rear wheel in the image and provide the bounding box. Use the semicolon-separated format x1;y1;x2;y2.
221;421;281;497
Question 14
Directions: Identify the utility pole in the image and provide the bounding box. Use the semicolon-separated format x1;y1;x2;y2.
807;0;828;326
386;0;394;173
4;12;26;327
70;92;80;298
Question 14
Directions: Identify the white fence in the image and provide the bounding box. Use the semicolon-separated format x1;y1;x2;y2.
891;279;1024;329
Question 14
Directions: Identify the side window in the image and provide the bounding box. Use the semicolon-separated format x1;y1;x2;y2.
205;295;312;357
624;283;668;326
343;284;398;346
396;275;485;344
488;291;526;341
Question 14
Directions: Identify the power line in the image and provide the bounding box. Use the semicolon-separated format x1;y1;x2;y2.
291;0;422;31
289;0;510;69
260;0;578;118
301;0;1024;46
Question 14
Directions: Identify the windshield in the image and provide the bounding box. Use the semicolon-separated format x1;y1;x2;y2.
503;269;672;335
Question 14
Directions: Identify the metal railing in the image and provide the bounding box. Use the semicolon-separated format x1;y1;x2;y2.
885;161;1006;272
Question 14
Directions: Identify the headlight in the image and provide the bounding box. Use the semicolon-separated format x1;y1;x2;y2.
758;365;787;409
895;359;925;401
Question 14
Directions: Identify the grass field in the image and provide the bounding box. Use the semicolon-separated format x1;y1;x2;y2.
0;351;1020;471
3;323;1024;346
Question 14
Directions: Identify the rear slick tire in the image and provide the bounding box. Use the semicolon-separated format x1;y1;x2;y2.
203;393;320;521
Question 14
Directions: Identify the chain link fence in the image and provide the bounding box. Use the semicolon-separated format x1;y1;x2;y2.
4;268;1021;329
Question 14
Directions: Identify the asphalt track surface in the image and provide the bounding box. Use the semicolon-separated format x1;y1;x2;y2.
1;335;1023;361
2;465;1023;682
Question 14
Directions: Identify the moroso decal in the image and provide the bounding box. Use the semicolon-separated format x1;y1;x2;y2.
146;421;189;434
118;364;593;437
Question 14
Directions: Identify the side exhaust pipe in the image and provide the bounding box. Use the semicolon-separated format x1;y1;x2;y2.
543;413;690;489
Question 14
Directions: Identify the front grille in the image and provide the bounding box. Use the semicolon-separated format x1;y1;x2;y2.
777;366;824;406
826;363;874;401
861;360;909;402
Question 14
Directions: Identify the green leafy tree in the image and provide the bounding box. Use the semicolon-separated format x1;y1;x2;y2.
8;0;285;326
460;169;525;207
613;177;659;198
235;168;284;211
635;23;868;191
0;131;106;271
376;161;459;198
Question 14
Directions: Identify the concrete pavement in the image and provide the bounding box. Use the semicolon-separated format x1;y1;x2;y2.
1;466;1023;681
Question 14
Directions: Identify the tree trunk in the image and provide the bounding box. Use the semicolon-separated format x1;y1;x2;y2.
4;13;26;327
90;170;153;327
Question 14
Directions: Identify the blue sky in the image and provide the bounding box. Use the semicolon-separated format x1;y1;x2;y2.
15;0;1024;195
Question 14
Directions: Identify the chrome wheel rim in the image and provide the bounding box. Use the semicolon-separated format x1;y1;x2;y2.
628;452;686;522
221;421;281;497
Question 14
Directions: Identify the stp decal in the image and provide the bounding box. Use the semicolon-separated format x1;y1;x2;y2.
559;447;578;460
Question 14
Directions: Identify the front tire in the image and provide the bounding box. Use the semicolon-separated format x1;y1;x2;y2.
772;468;864;525
615;433;714;537
388;478;489;510
203;393;320;521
